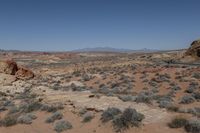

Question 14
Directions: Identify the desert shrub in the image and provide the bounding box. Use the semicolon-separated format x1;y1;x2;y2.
154;74;171;83
70;83;77;90
149;81;158;87
15;88;37;100
192;73;200;79
185;87;195;93
135;91;153;104
61;86;70;91
180;95;195;104
175;75;182;80
15;89;41;113
192;92;200;101
78;108;87;116
169;82;176;86
187;107;200;117
45;111;63;123
0;91;7;97
101;107;122;122
113;108;144;132
102;75;107;80
17;113;37;124
110;87;121;94
190;82;199;86
52;84;63;91
99;83;106;88
0;98;9;112
142;79;149;83
8;106;20;114
71;85;87;92
41;103;64;112
0;106;7;112
72;71;81;77
3;100;14;107
82;111;94;123
168;117;188;128
54;120;72;133
82;74;91;81
154;93;176;109
185;119;200;133
171;85;181;91
151;88;159;93
19;101;42;113
167;105;179;112
111;82;120;88
158;99;179;112
98;87;110;94
158;100;173;108
118;95;136;102
167;90;176;98
175;72;181;75
0;115;17;127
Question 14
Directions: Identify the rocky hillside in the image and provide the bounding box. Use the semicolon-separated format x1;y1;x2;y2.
185;39;200;58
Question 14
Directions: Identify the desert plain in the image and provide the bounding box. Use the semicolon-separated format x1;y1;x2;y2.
0;41;199;133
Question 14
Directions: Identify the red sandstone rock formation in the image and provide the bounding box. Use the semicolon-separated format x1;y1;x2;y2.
0;59;34;80
15;66;34;80
185;40;200;58
0;60;18;75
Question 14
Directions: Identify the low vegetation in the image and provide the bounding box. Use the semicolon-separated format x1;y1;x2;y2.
54;120;72;133
113;108;145;132
101;107;144;132
168;117;188;128
82;111;94;123
180;95;195;104
101;107;122;122
17;113;37;124
168;117;200;133
45;111;63;123
185;119;200;133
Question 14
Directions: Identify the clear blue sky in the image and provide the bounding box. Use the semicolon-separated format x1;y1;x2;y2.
0;0;200;51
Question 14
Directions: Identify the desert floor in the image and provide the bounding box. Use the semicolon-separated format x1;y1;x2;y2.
0;51;199;133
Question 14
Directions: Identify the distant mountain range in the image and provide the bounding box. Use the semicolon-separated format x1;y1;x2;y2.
72;47;159;53
0;49;5;52
0;47;161;53
0;49;21;52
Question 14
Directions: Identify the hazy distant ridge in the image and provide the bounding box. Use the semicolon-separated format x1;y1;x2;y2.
72;47;159;53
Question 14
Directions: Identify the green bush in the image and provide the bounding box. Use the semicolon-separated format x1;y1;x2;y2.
0;115;17;127
168;117;188;128
82;112;94;123
17;113;37;124
45;111;63;123
185;119;200;133
113;108;145;132
54;120;72;133
180;95;195;104
101;107;122;122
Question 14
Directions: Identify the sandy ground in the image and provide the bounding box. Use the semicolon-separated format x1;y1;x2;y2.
0;51;199;133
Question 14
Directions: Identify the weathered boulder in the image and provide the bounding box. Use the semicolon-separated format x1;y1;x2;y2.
185;40;200;58
0;59;34;80
15;66;34;80
0;60;18;75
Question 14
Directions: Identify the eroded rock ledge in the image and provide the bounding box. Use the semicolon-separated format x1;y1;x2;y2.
0;59;34;80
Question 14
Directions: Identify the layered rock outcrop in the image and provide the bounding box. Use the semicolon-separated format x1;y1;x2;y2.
15;67;34;80
0;60;18;75
185;40;200;58
0;59;34;80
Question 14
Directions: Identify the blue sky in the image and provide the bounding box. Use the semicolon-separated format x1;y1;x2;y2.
0;0;200;51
